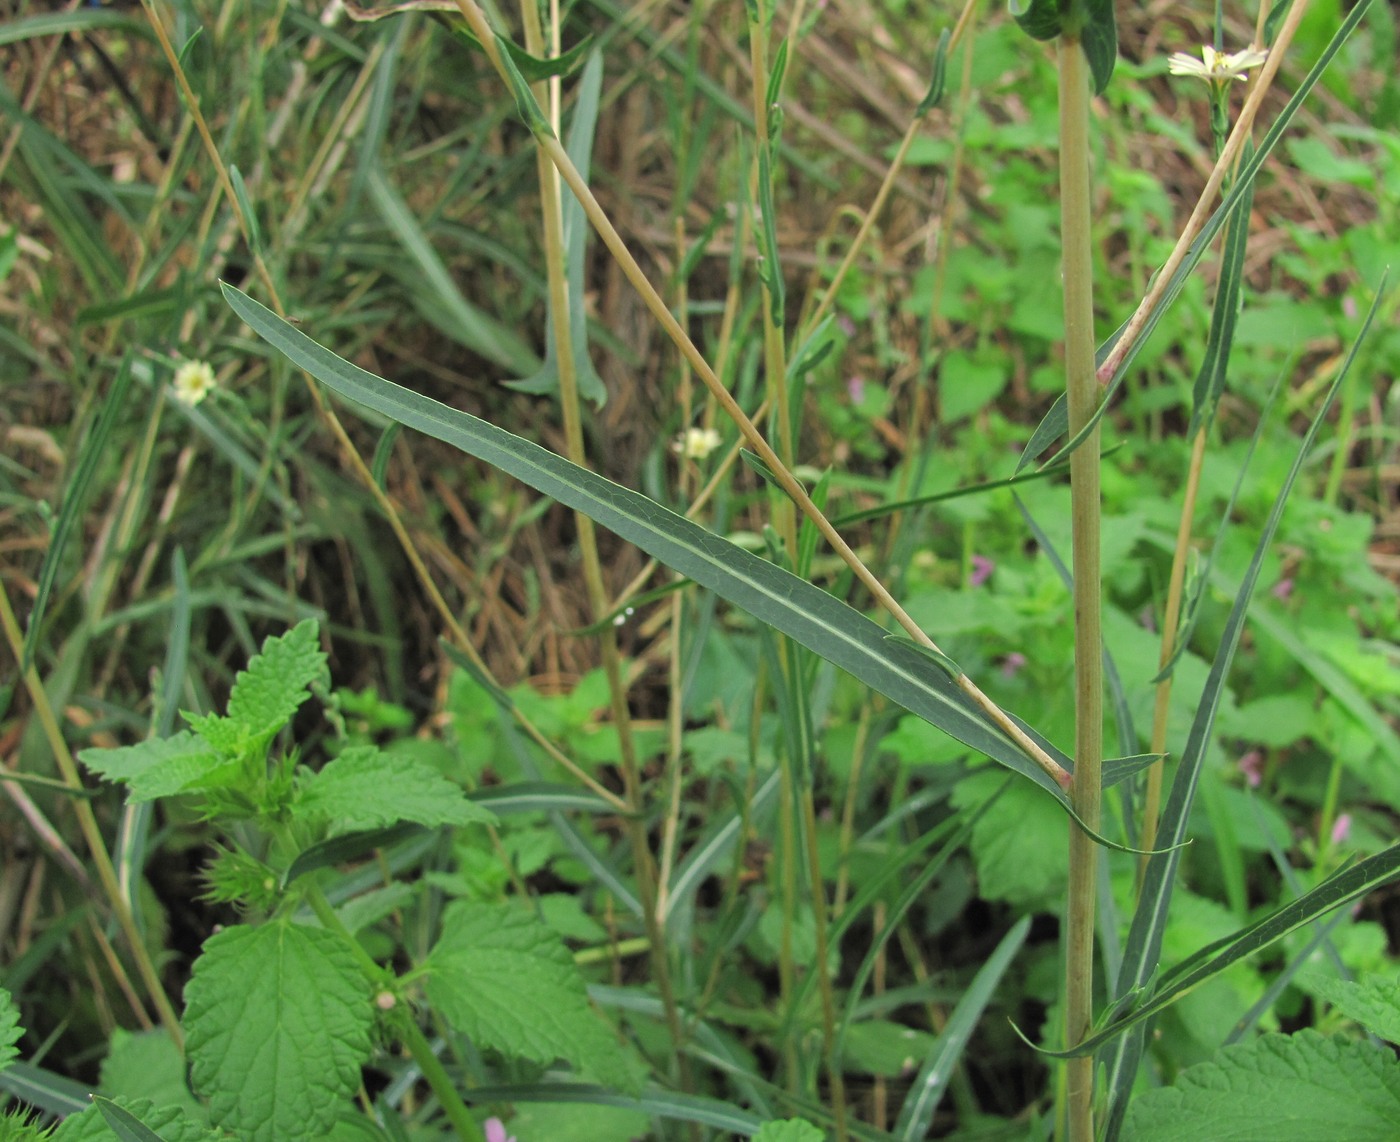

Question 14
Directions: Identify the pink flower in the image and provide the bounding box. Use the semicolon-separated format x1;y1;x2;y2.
1331;813;1352;846
838;314;856;336
846;375;866;403
970;555;994;588
1271;578;1294;601
484;1118;516;1142
1001;652;1027;679
1237;750;1263;789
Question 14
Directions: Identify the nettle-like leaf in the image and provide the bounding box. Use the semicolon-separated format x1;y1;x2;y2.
219;618;327;750
184;922;374;1142
752;1120;824;1142
1122;1031;1400;1141
1306;974;1400;1044
0;987;21;1073
294;746;497;835
423;901;634;1091
77;732;238;804
51;1097;224;1142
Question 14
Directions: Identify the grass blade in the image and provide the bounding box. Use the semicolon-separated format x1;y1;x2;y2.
893;915;1031;1140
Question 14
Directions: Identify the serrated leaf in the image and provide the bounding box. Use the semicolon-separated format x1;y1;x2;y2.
52;1097;224;1142
224;619;327;748
0;988;20;1073
76;733;237;804
752;1120;824;1142
295;746;496;835
1307;974;1400;1044
423;901;632;1091
1123;1032;1400;1141
184;922;373;1142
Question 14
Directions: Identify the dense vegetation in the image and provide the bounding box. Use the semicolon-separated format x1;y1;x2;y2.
1;0;1398;1138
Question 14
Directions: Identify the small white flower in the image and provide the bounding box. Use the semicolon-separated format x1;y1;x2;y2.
673;426;722;462
172;359;217;406
1167;44;1268;85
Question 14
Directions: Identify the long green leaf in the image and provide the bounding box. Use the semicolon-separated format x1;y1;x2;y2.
94;1097;170;1142
221;284;1081;812
1060;839;1400;1061
894;915;1031;1140
23;356;134;671
1099;278;1387;1140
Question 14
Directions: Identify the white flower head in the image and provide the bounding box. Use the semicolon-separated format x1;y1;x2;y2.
1167;44;1268;86
172;359;216;406
674;426;722;462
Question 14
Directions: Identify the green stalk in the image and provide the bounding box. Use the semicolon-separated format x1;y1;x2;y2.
1056;37;1103;1142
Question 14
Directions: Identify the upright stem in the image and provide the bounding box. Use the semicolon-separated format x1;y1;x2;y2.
1057;38;1103;1142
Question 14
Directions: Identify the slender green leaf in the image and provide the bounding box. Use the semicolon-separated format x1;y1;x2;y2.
366;168;540;375
1100;280;1386;1139
915;29;952;116
221;284;1086;816
894;916;1030;1140
23;356;133;671
93;1098;170;1142
1079;0;1117;94
0;1061;91;1116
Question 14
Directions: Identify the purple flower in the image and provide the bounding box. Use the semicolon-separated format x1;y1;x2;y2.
1139;606;1156;633
1237;750;1264;789
1001;652;1027;679
970;555;994;588
838;314;856;336
846;375;866;403
484;1118;516;1142
1331;813;1352;846
1271;577;1294;601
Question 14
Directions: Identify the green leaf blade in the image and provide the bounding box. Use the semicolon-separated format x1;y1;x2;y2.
295;746;497;834
224;618;328;747
424;902;632;1091
1123;1031;1400;1142
184;922;374;1142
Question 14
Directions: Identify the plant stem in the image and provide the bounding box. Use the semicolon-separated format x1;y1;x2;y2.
1057;37;1103;1142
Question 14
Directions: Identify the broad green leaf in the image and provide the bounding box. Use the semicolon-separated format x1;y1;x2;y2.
220;284;1091;824
0;988;20;1073
53;1097;223;1142
76;732;237;804
1305;974;1400;1044
1122;1031;1400;1141
423;901;633;1091
223;618;328;747
100;1030;203;1121
753;1121;824;1142
295;746;496;834
1010;0;1063;42
184;922;374;1142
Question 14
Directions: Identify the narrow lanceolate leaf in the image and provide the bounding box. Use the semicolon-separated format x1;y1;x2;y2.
1068;839;1400;1062
1078;0;1117;95
894;915;1030;1140
423;901;634;1092
1122;1032;1400;1142
220;283;1076;811
294;746;497;834
184;922;374;1142
1100;281;1387;1141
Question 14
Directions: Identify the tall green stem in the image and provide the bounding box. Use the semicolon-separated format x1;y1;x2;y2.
1057;37;1103;1142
